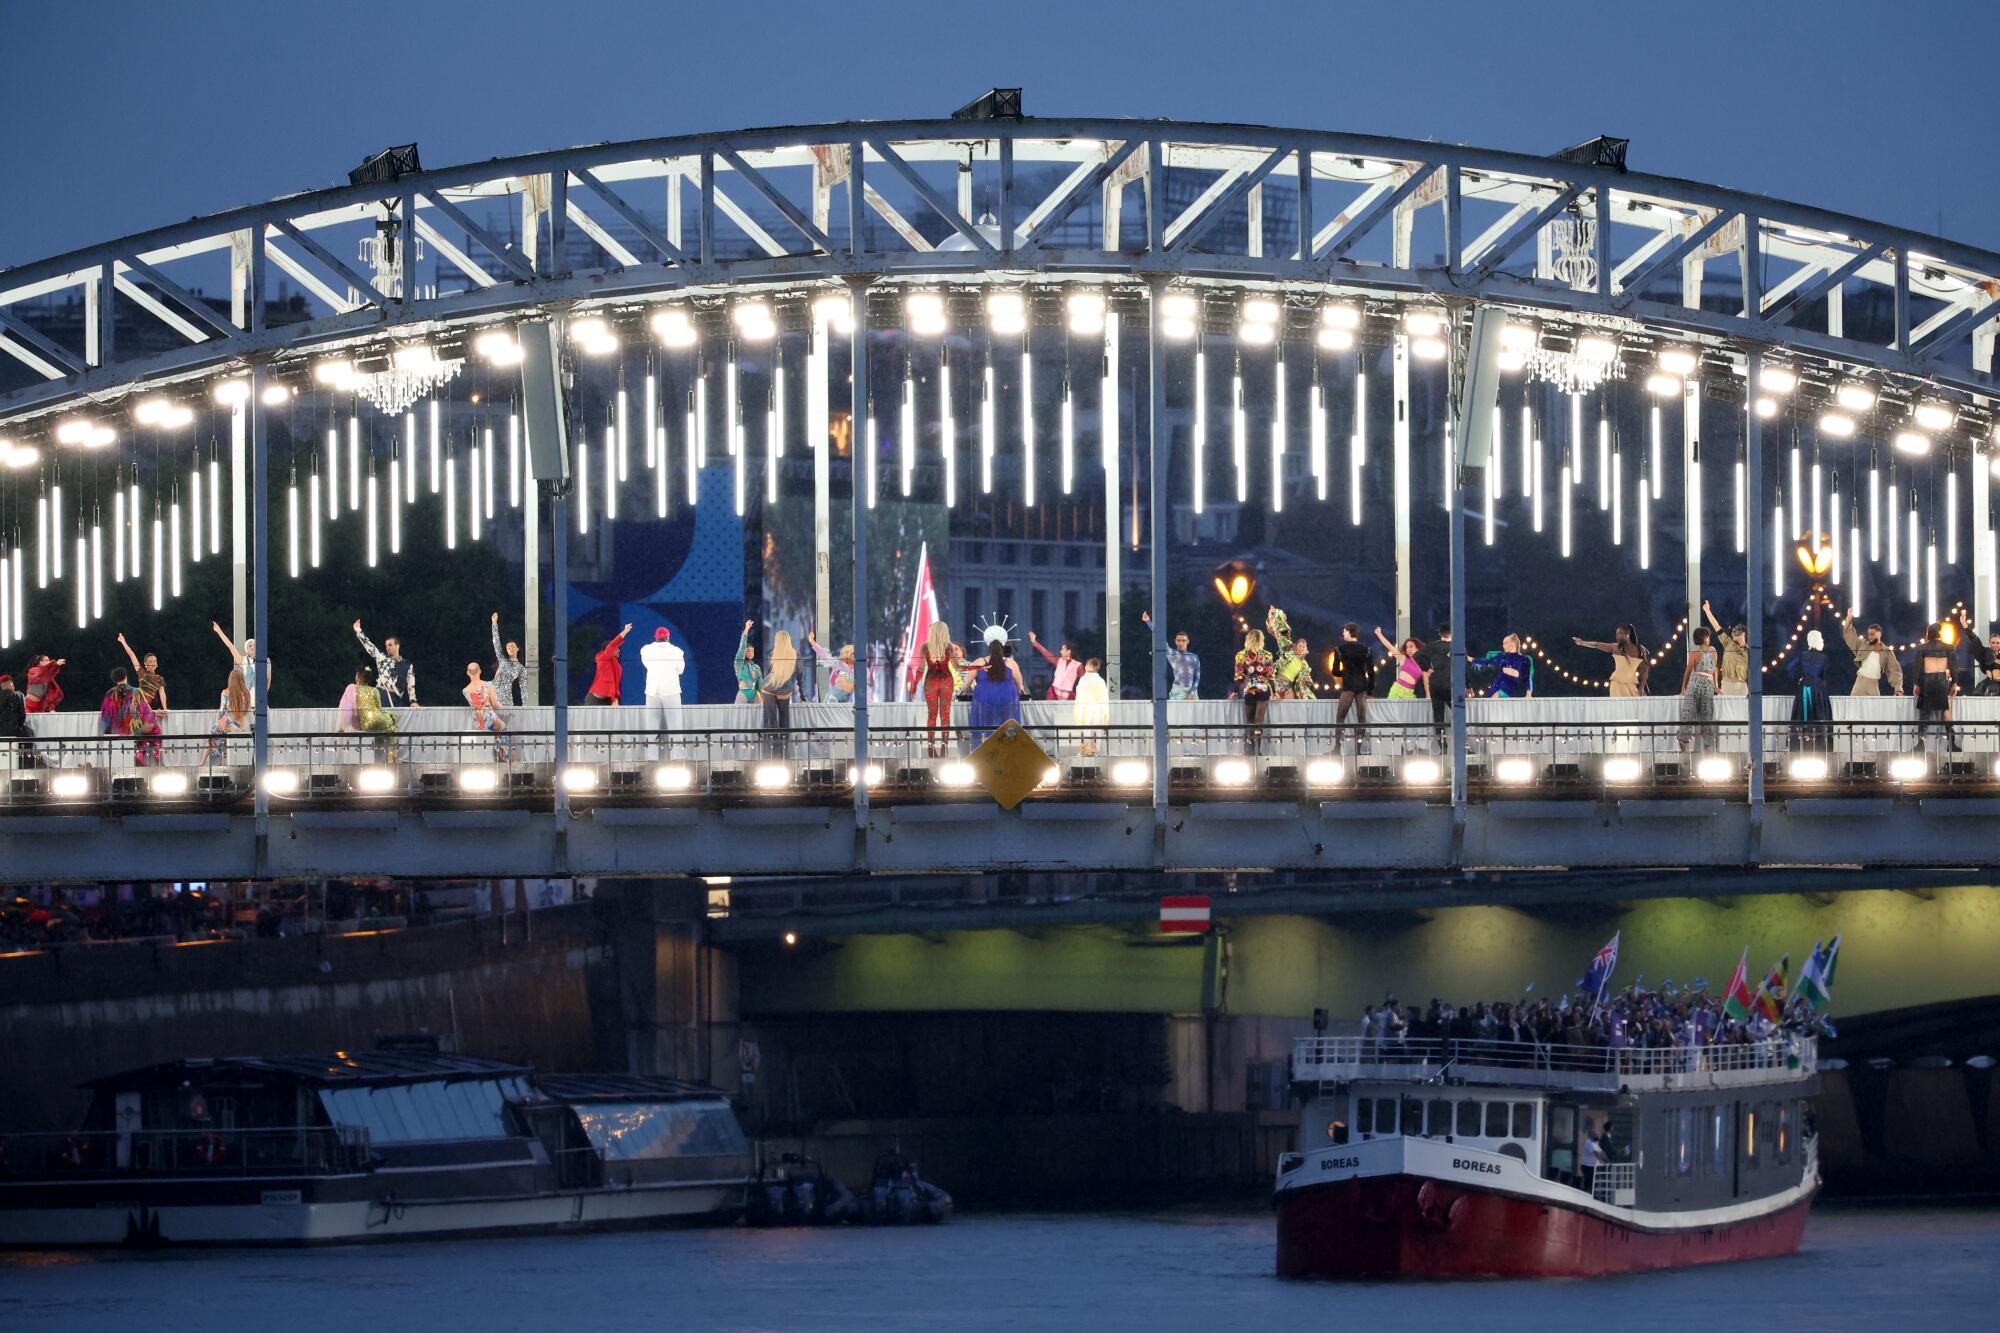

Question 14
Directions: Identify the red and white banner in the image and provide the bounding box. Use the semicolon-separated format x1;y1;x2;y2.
1159;895;1212;934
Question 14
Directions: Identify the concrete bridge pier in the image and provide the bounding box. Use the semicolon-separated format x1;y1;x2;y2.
598;879;742;1092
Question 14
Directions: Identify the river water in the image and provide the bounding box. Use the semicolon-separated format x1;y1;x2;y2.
4;1202;1994;1330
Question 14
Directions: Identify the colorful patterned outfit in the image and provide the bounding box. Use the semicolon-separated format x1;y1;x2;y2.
1234;646;1276;752
354;627;416;706
464;679;514;761
1678;645;1718;749
99;683;162;766
812;642;856;703
340;682;399;759
1164;645;1201;700
491;622;525;707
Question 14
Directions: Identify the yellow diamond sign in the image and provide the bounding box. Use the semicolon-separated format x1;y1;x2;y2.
966;720;1052;810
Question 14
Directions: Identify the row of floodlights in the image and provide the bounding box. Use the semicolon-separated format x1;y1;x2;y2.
28;751;1958;802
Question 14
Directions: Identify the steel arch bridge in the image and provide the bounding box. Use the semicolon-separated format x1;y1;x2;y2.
4;115;2000;885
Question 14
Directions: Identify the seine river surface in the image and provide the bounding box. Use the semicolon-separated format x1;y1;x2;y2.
4;1202;1994;1331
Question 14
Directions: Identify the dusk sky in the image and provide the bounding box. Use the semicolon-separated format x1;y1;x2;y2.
3;0;1998;268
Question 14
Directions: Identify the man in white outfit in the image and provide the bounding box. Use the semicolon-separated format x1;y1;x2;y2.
641;627;687;755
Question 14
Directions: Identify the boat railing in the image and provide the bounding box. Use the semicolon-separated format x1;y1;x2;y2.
1590;1162;1637;1206
0;1125;371;1176
1292;1034;1815;1091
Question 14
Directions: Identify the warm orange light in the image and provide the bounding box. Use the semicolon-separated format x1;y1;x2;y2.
1940;620;1960;647
1794;540;1833;578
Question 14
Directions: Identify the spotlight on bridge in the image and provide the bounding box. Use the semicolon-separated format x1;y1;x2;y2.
847;763;884;787
754;763;791;790
150;772;189;796
459;768;498;793
783;930;799;947
1787;755;1829;782
1494;756;1536;784
560;767;598;793
1602;756;1644;784
1039;765;1062;789
1105;759;1147;787
1305;758;1345;787
1213;758;1253;786
653;764;694;791
1402;757;1442;785
1695;756;1735;783
262;770;300;796
50;772;90;799
937;761;976;787
1887;754;1926;783
357;766;397;795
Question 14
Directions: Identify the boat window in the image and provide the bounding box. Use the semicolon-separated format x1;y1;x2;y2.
1484;1102;1508;1138
1548;1104;1575;1144
1511;1103;1534;1139
1401;1099;1424;1137
1711;1107;1728;1175
1676;1108;1693;1174
1427;1100;1452;1138
1456;1101;1480;1138
571;1099;750;1161
1351;1097;1371;1136
1745;1109;1758;1161
1374;1098;1397;1135
318;1079;515;1144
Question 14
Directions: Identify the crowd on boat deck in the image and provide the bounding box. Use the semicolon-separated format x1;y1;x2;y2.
1358;986;1825;1057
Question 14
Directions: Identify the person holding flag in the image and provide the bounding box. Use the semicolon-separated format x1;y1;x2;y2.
1577;932;1620;1003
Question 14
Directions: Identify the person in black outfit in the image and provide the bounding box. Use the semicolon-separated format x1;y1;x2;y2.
0;674;37;768
1912;623;1958;750
1416;623;1454;753
1331;623;1374;750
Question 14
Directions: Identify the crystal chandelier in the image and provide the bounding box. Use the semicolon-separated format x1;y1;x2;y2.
1548;208;1598;291
352;346;463;417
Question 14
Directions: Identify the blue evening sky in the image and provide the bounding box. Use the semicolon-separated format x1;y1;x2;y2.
1;0;1997;269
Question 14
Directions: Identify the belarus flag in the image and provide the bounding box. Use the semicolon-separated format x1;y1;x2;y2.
1721;947;1756;1021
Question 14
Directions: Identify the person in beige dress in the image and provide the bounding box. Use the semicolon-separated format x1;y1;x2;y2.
1840;609;1902;695
1701;600;1751;697
1573;625;1649;697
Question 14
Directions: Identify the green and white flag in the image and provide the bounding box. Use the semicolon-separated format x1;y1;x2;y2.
1796;933;1840;1008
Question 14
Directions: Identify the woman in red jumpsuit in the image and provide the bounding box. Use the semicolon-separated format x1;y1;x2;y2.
921;621;956;756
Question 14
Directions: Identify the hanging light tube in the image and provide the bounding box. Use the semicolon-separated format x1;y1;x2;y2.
1734;451;1746;554
695;368;709;467
287;481;300;578
616;387;630;483
169;500;182;598
366;470;379;568
470;442;483;542
1560;454;1574;557
901;369;916;498
1531;432;1545;534
1638;467;1651;569
308;471;321;569
327;425;341;520
1888;475;1900;576
577;434;590;534
1830;482;1842;585
605;423;619;522
1927;534;1939;625
1597;411;1610;511
9;544;21;636
1650;404;1663;500
89;522;102;621
765;397;778;505
445;450;458;550
36;494;47;589
645;373;658;470
207;453;220;556
685;399;698;506
940;351;956;509
1232;366;1247;503
1310;380;1327;502
774;361;787;459
1021;349;1036;508
981;360;996;496
112;487;125;584
128;480;142;580
482;426;496;521
1908;493;1919;604
1193;347;1206;514
348;415;360;511
1490;405;1505;501
188;465;202;565
725;352;738;459
0;555;8;650
51;483;62;580
389;452;403;555
509;412;522;510
428;399;441;493
74;537;86;628
1611;447;1623;545
1789;442;1802;543
1271;354;1287;514
656;425;670;517
1810;457;1823;551
1568;393;1582;493
1686;449;1699;556
867;416;879;509
1947;468;1959;565
731;400;745;517
1483;449;1498;547
1060;377;1075;495
1773;501;1785;597
1851;506;1863;616
1869;457;1881;562
403;412;417;499
1520;403;1534;498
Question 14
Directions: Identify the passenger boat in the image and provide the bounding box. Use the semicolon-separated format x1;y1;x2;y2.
0;1048;753;1247
1274;1034;1818;1278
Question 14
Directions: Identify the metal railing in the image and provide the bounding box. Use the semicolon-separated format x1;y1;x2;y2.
1590;1161;1637;1205
1293;1035;1815;1088
0;1125;371;1176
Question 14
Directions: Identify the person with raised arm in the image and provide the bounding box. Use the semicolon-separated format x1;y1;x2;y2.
23;654;64;713
114;633;169;713
1375;627;1426;700
733;620;762;704
197;669;251;767
806;629;857;704
583;623;632;706
100;666;164;767
212;622;271;706
1571;624;1649;697
489;613;525;707
1027;630;1085;701
1701;600;1751;697
350;620;411;708
1839;607;1902;696
1141;611;1201;700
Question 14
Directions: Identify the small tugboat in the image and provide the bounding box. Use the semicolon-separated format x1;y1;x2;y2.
1274;1031;1817;1278
0;1046;754;1247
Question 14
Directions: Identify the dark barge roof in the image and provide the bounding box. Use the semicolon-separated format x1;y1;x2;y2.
530;1074;729;1103
83;1052;532;1090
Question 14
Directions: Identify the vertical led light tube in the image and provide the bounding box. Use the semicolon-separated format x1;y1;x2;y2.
656;426;670;517
366;471;379;568
470;443;483;542
482;427;495;521
1270;355;1287;514
1568;393;1582;492
1773;502;1786;597
1638;468;1651;569
128;481;142;580
389;453;403;555
1649;404;1663;500
207;454;220;555
616;387;630;483
308;472;321;569
1686;452;1699;556
1788;443;1802;540
509;412;522;509
1869;459;1881;562
1908;494;1920;604
189;466;202;564
725;353;738;459
112;488;125;584
74;537;86;628
1310;382;1327;502
327;425;341;520
695;370;709;467
980;360;996;496
1520;403;1534;498
1887;475;1900;576
645;373;658;469
1927;536;1939;625
403;412;417;498
685;400;698;505
774;362;787;459
1021;350;1036;508
446;451;459;549
765;400;778;505
348;415;361;510
1560;456;1574;557
1192;347;1207;514
1947;469;1959;565
1611;448;1623;545
1531;433;1545;534
428;399;441;493
0;555;8;650
1734;453;1746;554
287;482;300;577
89;523;102;621
1232;368;1247;504
1483;450;1498;546
51;483;62;579
1060;379;1075;495
940;353;956;508
1597;412;1610;510
36;494;47;588
901;370;916;498
867;416;880;509
169;500;182;598
9;545;20;636
1830;484;1842;585
604;424;619;522
577;435;591;534
1810;458;1823;550
1851;507;1863;617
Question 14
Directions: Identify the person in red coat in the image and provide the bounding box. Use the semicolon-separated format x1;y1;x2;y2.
584;624;632;704
24;655;64;712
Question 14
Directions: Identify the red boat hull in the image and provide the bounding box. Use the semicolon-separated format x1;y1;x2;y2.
1276;1175;1812;1279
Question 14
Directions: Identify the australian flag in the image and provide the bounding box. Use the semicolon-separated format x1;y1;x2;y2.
1577;931;1620;1002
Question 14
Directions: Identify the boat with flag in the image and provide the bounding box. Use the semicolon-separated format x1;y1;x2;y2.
1275;942;1825;1278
